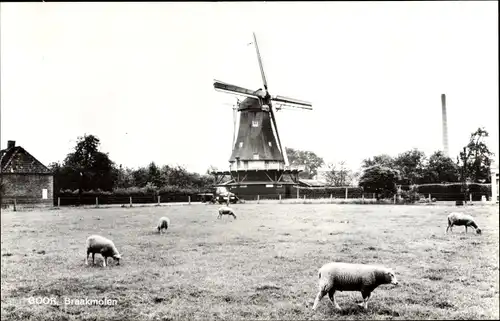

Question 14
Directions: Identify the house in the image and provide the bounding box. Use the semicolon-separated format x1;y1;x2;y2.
0;140;54;207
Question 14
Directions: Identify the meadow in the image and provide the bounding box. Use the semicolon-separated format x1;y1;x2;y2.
1;203;499;320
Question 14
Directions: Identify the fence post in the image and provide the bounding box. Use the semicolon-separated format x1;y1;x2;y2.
297;188;299;199
362;194;365;204
188;196;191;205
303;194;306;204
345;188;348;200
330;194;333;204
96;197;98;207
129;196;132;207
373;193;375;199
257;195;260;204
428;193;431;201
469;193;472;203
394;195;396;204
158;195;161;205
58;197;61;207
13;199;17;212
279;194;282;203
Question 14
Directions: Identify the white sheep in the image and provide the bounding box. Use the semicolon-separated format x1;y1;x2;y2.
446;212;481;234
217;206;237;220
312;262;398;311
157;216;170;234
85;235;121;267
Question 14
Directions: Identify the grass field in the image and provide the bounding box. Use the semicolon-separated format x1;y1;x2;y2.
1;203;499;320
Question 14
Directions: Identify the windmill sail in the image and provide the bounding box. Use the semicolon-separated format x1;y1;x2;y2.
253;32;269;91
272;95;312;109
213;80;261;99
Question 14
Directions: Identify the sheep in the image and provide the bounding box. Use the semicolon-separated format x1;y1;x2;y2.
157;216;170;234
312;262;398;311
446;212;481;234
217;206;236;220
85;235;121;267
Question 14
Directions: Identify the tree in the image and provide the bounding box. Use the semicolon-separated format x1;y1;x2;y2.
361;154;394;168
115;165;135;189
285;147;325;179
324;161;355;186
393;149;427;185
422;151;460;183
458;127;494;183
358;165;400;200
147;162;163;188
62;134;117;194
132;167;149;187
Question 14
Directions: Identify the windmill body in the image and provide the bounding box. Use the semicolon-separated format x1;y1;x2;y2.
212;33;312;199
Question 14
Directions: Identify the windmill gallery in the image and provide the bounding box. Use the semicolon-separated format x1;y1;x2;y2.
211;33;313;199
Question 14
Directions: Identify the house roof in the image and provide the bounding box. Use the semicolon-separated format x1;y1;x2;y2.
298;179;327;187
0;145;52;174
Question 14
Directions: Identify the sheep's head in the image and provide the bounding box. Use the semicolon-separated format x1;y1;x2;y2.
476;228;482;235
113;253;121;265
384;269;398;285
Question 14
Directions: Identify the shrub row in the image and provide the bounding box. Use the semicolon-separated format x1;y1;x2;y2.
293;186;365;199
413;183;491;201
55;186;212;206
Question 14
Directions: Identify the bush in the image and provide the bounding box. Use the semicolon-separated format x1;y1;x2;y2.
399;186;421;203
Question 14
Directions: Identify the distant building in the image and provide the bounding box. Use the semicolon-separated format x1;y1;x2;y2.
0;140;54;207
313;166;331;184
491;159;499;203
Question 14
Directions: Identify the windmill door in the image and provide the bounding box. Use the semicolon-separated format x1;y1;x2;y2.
285;185;292;199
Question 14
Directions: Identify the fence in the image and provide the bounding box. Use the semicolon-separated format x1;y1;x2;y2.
0;182;494;210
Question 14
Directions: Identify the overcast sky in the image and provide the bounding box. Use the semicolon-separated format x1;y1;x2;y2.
1;2;498;174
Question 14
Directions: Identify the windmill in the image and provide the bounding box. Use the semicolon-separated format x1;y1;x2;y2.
211;32;312;199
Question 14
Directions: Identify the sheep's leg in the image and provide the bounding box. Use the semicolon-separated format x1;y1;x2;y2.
85;250;90;265
92;253;95;265
358;291;371;309
312;290;327;310
102;256;107;267
328;289;341;310
465;226;468;234
446;225;450;233
232;214;237;220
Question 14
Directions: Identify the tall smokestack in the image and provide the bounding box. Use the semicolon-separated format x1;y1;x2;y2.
441;94;449;157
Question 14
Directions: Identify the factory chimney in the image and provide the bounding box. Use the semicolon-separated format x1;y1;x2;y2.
441;94;449;157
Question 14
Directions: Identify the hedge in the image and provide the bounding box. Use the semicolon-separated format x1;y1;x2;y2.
55;186;213;206
293;186;365;199
415;183;491;201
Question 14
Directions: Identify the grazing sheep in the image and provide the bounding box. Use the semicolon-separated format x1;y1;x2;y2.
446;212;481;234
218;206;237;220
312;262;398;311
85;235;121;267
157;216;170;234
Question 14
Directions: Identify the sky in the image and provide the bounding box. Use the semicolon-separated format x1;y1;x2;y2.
1;2;498;174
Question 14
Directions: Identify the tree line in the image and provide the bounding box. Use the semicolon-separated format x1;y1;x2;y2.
49;135;214;198
48;127;493;202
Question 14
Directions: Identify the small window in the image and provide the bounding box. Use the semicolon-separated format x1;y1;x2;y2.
253;153;259;160
268;141;272;147
266;184;274;188
239;185;247;188
42;189;48;199
252;120;259;127
277;185;283;188
239;142;243;148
